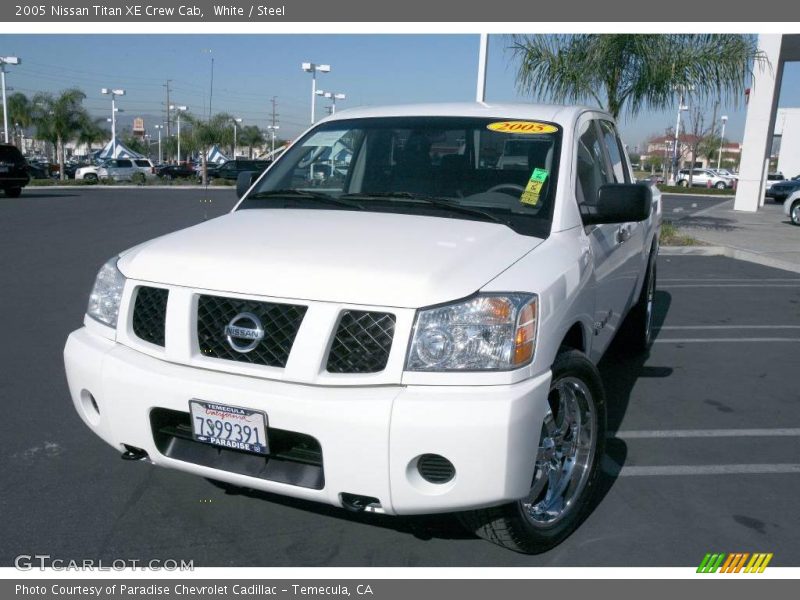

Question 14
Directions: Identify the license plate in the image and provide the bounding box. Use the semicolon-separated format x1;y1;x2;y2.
189;400;269;455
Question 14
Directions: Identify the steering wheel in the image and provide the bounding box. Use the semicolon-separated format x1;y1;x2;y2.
487;183;526;195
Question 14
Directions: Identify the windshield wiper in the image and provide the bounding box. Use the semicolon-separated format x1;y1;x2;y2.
245;189;363;210
340;191;510;227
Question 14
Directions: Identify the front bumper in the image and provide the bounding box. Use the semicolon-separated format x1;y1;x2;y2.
64;327;551;515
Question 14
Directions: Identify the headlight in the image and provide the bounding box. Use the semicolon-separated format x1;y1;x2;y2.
406;293;538;371
86;257;126;328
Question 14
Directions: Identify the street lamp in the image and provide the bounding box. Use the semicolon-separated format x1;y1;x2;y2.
301;62;331;124
266;125;280;158
1;56;21;144
169;105;187;164
101;87;125;158
323;91;346;115
232;117;242;158
717;115;728;171
154;124;164;164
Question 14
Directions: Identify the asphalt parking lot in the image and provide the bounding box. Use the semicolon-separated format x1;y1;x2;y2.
1;188;798;567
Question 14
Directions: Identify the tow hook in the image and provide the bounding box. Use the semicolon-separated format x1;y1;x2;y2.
121;445;150;461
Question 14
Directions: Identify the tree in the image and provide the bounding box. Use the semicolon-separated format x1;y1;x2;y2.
76;116;109;157
31;89;91;180
510;34;765;120
184;112;234;184
5;92;33;149
238;125;265;158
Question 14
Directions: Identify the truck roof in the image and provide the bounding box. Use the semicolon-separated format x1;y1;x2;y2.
323;102;604;125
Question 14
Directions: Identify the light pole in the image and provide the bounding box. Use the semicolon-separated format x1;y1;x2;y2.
476;33;489;102
232;117;242;158
323;91;346;115
266;125;280;158
301;62;331;124
170;105;187;164
670;92;689;184
154;125;164;164
101;87;125;158
717;115;728;170
1;56;21;144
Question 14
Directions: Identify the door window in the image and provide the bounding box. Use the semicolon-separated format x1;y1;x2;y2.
576;120;613;215
599;120;630;183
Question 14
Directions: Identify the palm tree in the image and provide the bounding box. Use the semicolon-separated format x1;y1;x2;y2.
238;125;266;158
185;112;234;185
510;34;765;120
5;92;33;150
76;116;109;158
31;88;91;180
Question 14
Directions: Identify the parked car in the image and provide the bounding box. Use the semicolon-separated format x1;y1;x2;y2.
769;178;800;203
25;160;51;180
764;172;786;197
97;158;156;183
64;103;661;554
202;159;270;182
785;190;800;226
75;162;105;181
0;144;31;197
676;168;733;189
157;164;196;180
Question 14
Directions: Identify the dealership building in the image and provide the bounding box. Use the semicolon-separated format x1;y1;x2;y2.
735;34;800;211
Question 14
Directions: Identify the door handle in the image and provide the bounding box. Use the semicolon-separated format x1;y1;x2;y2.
616;225;632;244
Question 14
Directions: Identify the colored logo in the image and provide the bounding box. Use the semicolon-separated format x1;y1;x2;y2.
486;121;559;134
697;553;773;573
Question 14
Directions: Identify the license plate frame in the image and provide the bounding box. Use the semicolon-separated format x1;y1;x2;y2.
189;399;269;455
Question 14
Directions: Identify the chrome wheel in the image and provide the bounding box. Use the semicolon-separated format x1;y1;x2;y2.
791;202;800;226
522;376;596;526
644;261;656;342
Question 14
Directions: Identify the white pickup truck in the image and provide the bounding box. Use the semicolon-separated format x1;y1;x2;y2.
64;103;661;553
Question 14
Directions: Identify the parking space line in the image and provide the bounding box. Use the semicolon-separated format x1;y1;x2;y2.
660;278;800;283
654;338;800;343
603;461;800;477
611;428;800;439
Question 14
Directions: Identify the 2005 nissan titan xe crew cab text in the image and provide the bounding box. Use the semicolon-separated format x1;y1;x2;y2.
64;103;661;553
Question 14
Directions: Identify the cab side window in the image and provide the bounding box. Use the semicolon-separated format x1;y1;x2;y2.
576;120;613;215
599;120;631;184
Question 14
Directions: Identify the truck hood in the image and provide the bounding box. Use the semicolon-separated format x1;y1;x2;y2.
117;209;544;308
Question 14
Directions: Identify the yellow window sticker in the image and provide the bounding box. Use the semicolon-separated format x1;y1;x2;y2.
520;168;549;206
487;121;559;135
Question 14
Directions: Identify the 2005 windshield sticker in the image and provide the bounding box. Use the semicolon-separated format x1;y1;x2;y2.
521;168;549;206
487;121;559;134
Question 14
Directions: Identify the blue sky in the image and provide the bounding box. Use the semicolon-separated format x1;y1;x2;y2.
3;34;799;150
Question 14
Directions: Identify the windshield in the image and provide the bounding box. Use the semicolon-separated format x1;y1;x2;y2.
239;116;563;237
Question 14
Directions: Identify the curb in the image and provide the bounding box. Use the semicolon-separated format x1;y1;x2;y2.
660;245;800;275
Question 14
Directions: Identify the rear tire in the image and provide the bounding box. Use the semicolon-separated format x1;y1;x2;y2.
677;180;688;187
458;350;606;554
4;187;22;198
618;252;657;354
715;181;726;189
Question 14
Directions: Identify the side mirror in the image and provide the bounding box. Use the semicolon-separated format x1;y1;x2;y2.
582;183;652;225
236;171;259;199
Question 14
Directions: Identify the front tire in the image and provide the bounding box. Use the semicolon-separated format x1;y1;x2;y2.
715;181;726;189
790;200;800;226
4;187;22;198
458;350;606;554
678;179;688;187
